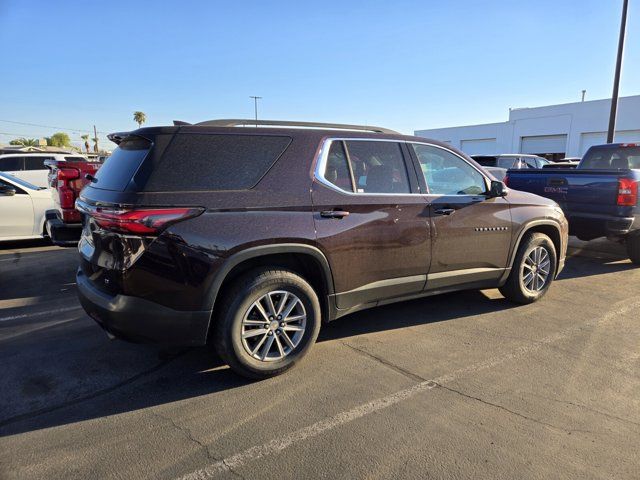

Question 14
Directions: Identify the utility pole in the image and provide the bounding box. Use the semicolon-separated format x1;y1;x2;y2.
607;0;629;143
249;96;262;127
93;125;99;153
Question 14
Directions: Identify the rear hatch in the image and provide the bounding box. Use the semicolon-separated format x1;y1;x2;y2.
77;128;292;292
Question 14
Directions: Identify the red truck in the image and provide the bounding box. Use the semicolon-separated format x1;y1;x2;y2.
45;158;101;246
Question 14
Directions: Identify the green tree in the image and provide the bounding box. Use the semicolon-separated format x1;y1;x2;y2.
9;138;38;146
46;132;71;147
133;111;146;128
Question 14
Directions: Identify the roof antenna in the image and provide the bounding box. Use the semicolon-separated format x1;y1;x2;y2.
581;90;586;102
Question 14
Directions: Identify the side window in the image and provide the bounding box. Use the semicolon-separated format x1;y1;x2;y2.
24;157;47;170
0;178;26;194
497;157;516;169
324;141;353;191
412;144;487;195
344;141;410;194
0;157;24;172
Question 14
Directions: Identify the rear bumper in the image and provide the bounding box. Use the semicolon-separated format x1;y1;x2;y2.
76;268;211;346
45;210;82;246
567;213;637;239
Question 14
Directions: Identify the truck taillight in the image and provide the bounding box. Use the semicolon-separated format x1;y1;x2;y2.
86;207;204;235
503;174;509;187
57;168;80;180
617;178;638;206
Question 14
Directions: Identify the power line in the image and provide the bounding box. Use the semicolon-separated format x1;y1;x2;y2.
0;119;108;135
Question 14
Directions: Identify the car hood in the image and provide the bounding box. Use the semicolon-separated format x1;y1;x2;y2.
506;188;559;208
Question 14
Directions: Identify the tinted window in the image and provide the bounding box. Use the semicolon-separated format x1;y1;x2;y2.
412;144;486;195
0;157;23;171
65;156;87;162
497;157;517;169
472;156;498;167
144;134;291;192
93;136;151;191
324;141;353;191
344;141;410;194
0;176;28;194
581;146;640;169
24;157;48;170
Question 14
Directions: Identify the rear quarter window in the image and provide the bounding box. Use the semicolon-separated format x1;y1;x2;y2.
92;136;152;191
143;133;291;192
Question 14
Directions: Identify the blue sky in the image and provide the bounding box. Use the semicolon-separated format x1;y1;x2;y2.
0;0;638;148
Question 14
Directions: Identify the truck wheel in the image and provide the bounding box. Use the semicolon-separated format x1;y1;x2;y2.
627;236;640;265
214;268;321;379
499;232;557;304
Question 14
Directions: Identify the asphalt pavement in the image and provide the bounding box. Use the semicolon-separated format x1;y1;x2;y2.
0;237;638;479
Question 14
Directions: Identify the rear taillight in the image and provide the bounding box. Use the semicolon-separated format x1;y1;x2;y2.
57;168;80;180
503;174;509;187
617;178;638;206
88;207;204;235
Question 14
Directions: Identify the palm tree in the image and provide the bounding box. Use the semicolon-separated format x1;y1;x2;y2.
81;134;90;153
133;111;147;128
9;138;38;146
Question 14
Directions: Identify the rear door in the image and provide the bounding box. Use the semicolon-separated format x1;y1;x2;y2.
409;143;513;289
312;138;431;309
0;156;24;177
22;156;52;187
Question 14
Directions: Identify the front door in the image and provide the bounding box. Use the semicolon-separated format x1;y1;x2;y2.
408;143;512;289
312;139;431;309
0;178;34;238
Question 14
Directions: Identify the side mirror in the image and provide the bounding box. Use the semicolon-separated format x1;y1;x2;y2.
0;185;16;196
488;180;508;198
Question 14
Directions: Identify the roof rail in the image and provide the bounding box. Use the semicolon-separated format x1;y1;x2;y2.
191;119;400;135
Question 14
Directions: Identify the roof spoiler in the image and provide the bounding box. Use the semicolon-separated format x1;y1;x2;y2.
107;131;131;145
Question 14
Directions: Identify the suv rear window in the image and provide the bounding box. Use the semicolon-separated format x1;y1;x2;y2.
143;133;291;192
93;136;152;191
581;145;640;169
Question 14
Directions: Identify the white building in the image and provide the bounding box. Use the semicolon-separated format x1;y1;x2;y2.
415;95;640;160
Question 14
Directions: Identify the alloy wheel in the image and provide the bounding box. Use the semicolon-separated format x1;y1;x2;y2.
240;290;307;362
522;246;551;293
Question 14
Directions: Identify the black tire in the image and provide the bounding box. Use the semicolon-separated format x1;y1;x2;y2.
214;268;321;379
627;235;640;265
499;232;557;304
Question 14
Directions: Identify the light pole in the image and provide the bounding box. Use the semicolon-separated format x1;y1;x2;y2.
607;0;629;143
249;96;262;127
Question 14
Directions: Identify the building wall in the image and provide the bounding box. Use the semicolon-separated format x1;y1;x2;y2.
414;95;640;157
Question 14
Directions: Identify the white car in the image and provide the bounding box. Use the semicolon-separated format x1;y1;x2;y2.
0;172;54;242
0;153;89;188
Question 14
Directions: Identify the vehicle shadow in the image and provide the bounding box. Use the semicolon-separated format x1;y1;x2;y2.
0;289;512;438
0;252;634;438
559;253;635;280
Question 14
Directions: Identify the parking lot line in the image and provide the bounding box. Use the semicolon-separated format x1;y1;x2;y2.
177;299;639;480
0;306;82;323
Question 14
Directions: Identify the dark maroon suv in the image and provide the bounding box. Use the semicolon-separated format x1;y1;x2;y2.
76;120;568;378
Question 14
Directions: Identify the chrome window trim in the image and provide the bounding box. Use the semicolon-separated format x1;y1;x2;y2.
314;137;492;198
314;137;420;197
408;141;491;195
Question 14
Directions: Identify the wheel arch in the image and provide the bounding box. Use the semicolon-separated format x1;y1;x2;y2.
507;220;564;278
205;244;335;342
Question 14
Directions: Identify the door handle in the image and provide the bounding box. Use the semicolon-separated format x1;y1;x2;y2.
434;208;455;216
320;210;350;219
